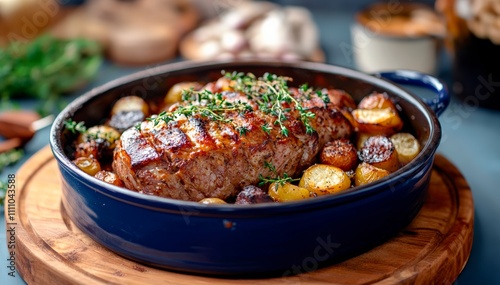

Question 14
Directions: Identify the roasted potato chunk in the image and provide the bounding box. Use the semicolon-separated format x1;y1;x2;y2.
236;185;274;204
327;89;357;110
78;125;121;149
164;82;203;104
320;139;358;171
199;198;227;204
111;96;149;116
358;136;400;172
74;140;106;160
268;182;311;202
74;156;101;176
355;132;372;150
95;170;124;187
108;110;145;133
390;132;421;166
358;92;397;111
354;162;390;186
299;164;351;196
352;107;403;136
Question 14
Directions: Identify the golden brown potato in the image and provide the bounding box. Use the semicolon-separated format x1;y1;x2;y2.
95;170;124;187
268;182;311;202
327;89;357;110
390;132;421;166
340;109;358;131
164;82;203;104
358;92;397;111
78;125;121;149
354;162;391;186
74;140;101;160
299;164;351;196
199;198;227;204
352;107;403;136
355;132;372;150
358;136;400;172
320;139;358;171
74;156;101;176
111;96;149;116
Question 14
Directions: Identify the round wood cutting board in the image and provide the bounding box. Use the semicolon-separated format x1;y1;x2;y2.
9;146;474;284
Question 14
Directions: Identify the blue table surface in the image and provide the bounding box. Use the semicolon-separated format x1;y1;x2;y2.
2;7;500;285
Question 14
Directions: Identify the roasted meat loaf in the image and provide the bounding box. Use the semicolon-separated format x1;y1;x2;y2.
112;74;353;201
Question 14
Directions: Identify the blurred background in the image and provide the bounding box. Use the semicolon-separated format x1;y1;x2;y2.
1;0;500;284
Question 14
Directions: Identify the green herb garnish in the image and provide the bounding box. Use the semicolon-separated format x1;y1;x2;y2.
148;89;253;131
224;71;317;136
63;119;87;134
258;161;299;187
145;71;319;138
258;173;299;187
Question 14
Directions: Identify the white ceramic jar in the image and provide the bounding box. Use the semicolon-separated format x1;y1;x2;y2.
351;3;445;75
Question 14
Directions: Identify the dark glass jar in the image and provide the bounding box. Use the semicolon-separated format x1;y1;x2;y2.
453;34;500;109
438;0;500;110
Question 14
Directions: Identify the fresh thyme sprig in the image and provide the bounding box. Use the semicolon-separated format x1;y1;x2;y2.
147;89;253;135
63;119;87;134
145;71;323;138
258;161;299;187
224;71;317;137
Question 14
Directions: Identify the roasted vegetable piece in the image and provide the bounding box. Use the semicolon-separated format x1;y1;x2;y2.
390;132;421;166
199;198;227;204
268;182;311;202
358;135;400;172
358;92;397;111
109;95;149;132
164;82;203;104
299;164;351;196
235;185;274;204
95;170;124;187
327;89;357;110
320;139;358;171
74;140;106;160
111;96;149;116
355;132;372;150
354;162;390;186
78;125;121;149
352;107;403;136
108;110;145;133
74;156;101;176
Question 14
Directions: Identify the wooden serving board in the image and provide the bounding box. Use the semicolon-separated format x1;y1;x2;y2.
9;147;473;285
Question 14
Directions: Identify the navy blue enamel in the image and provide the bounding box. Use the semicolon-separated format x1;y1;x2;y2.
50;60;446;275
375;70;450;116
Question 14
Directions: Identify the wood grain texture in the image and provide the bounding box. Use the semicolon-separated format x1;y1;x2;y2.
8;146;473;285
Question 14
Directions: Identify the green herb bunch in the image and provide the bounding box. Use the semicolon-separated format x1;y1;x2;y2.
0;35;103;115
0;149;24;174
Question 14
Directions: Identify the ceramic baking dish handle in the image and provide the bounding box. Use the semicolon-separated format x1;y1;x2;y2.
375;70;450;116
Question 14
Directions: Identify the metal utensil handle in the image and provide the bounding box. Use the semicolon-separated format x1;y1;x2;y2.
375;70;450;116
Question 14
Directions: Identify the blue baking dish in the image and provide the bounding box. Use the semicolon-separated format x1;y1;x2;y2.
49;60;448;275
